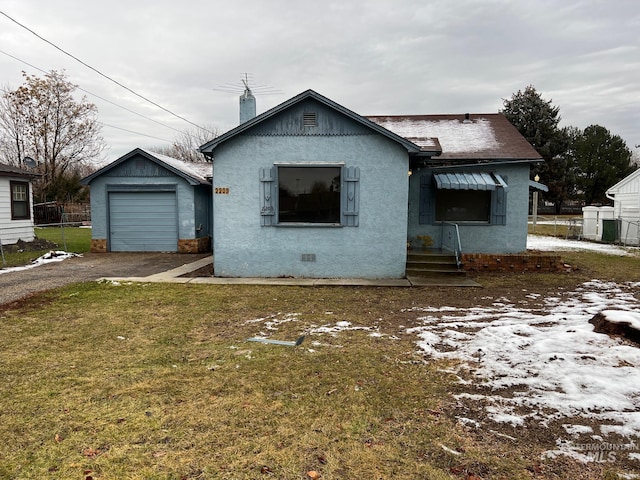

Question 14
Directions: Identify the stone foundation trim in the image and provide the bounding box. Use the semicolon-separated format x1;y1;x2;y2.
91;238;108;253
178;236;211;254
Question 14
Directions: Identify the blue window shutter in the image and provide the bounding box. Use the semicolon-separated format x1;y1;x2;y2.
342;166;360;226
491;177;508;225
419;174;435;224
259;167;276;226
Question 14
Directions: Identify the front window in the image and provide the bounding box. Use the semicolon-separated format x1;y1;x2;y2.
278;166;341;223
435;189;491;222
10;181;30;220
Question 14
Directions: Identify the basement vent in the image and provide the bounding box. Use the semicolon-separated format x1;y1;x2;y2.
301;253;316;262
303;112;317;127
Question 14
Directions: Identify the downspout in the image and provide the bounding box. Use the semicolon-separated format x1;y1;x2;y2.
605;191;618;217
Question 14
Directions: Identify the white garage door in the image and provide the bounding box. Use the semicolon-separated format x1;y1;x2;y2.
109;191;178;252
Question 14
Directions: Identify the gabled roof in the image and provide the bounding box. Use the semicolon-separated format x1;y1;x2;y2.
606;167;640;195
0;162;38;178
199;89;441;157
367;113;543;163
81;148;212;186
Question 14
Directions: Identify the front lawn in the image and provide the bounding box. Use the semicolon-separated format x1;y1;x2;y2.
1;252;639;479
0;227;91;268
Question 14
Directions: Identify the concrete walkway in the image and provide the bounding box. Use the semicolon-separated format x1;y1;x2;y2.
100;256;481;287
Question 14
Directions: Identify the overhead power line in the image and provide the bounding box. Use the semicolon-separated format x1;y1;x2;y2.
0;48;186;136
101;123;173;143
0;10;214;135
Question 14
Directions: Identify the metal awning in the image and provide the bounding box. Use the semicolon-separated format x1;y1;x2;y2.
434;172;508;191
529;179;549;192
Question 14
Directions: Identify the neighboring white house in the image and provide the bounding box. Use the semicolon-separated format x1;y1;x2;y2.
605;168;640;245
0;162;36;245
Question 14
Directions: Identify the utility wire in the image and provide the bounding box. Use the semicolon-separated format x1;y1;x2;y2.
0;10;215;135
101;123;173;143
0;48;186;136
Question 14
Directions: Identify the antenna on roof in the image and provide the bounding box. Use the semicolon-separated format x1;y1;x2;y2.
212;73;282;96
213;73;282;125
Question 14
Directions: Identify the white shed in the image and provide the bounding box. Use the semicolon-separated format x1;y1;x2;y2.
606;168;640;245
0;163;36;245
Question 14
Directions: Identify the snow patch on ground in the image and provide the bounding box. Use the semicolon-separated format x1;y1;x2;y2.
527;234;639;256
0;251;81;275
407;279;640;461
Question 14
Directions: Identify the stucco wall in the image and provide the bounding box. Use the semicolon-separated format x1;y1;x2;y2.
88;172;199;241
0;176;35;244
212;134;409;278
407;163;531;254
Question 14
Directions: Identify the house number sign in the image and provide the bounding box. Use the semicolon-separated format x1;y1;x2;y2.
215;187;230;194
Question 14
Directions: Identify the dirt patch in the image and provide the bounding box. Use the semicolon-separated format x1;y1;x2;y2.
1;238;58;253
181;263;213;277
590;311;640;345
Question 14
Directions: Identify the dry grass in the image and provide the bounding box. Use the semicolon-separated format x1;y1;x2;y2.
0;249;638;479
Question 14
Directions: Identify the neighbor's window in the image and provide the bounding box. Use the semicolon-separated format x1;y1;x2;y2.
278;166;341;223
10;181;30;220
435;189;491;222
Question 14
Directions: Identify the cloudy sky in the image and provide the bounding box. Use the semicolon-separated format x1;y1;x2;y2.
1;0;638;162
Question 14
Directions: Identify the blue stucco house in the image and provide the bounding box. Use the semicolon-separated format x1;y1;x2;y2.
199;90;542;279
81;148;212;253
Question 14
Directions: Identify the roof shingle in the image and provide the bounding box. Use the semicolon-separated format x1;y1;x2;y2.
367;113;542;162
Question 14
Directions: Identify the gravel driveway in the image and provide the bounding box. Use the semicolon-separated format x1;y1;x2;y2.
0;252;210;306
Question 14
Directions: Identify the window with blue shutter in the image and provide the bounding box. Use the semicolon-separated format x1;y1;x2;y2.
490;176;508;225
259;167;276;226
260;165;359;226
342;166;359;227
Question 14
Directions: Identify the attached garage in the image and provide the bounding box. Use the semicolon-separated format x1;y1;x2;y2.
82;148;212;253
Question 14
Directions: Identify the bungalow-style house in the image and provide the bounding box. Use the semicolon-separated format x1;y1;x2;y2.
0;162;36;245
81;148;212;253
605;168;640;245
199;89;542;278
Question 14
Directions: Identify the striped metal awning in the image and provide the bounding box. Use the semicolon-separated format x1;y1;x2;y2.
433;172;508;191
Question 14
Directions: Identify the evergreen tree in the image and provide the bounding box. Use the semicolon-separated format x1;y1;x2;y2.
501;85;571;213
573;124;634;205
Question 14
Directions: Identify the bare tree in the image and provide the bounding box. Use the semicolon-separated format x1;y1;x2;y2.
0;70;105;201
148;124;218;163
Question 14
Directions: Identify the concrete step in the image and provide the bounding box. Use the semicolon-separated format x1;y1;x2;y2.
406;260;459;270
406;248;466;279
406;268;468;278
407;253;455;263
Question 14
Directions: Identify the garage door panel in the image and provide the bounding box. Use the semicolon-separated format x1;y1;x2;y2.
109;192;178;252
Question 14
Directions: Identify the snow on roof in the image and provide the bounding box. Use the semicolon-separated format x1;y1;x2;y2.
376;117;499;153
140;149;212;184
367;114;542;161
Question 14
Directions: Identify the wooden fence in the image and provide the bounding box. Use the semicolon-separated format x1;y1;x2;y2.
33;202;91;225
